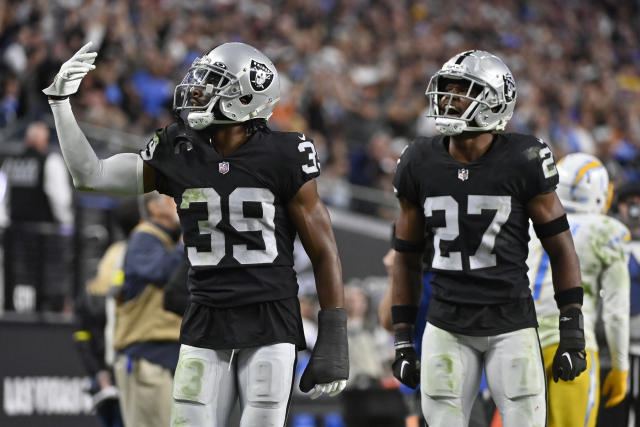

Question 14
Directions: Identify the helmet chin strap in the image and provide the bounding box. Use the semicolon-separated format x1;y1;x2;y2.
187;111;239;130
186;98;240;130
435;117;509;136
435;118;467;136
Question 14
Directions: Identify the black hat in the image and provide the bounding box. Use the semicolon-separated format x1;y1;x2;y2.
616;180;640;202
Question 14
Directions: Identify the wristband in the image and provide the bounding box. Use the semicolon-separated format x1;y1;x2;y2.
394;326;414;349
554;287;583;308
533;214;569;239
391;305;418;325
48;95;70;101
558;307;585;349
559;307;584;330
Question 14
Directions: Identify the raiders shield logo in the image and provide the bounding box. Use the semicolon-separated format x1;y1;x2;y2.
250;60;274;92
503;74;516;102
219;161;230;174
457;168;469;181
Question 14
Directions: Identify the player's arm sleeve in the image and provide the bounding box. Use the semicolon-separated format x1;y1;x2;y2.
49;98;144;194
392;143;420;206
521;137;559;201
600;226;631;370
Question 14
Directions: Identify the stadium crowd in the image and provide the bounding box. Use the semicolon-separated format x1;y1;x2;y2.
1;0;640;204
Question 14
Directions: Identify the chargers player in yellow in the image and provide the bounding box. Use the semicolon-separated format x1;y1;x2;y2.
527;152;630;426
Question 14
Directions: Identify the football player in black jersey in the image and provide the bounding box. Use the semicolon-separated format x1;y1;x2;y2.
391;50;586;426
43;42;348;427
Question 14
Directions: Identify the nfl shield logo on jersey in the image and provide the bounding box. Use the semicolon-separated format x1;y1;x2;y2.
219;161;230;174
457;168;469;181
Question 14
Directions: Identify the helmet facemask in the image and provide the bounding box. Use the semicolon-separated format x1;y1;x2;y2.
173;59;243;130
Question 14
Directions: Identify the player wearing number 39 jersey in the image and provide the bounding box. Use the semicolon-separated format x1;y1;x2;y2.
43;41;348;427
390;50;585;427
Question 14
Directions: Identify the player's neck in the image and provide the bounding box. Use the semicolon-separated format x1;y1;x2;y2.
448;132;494;163
209;125;251;156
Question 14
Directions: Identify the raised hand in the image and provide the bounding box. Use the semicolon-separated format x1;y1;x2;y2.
43;41;97;98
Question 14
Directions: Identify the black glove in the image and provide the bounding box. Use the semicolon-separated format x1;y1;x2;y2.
392;326;420;389
300;308;349;393
552;307;587;382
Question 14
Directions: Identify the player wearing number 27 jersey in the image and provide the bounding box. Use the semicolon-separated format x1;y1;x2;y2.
527;153;630;427
394;132;557;330
390;50;585;427
43;41;349;427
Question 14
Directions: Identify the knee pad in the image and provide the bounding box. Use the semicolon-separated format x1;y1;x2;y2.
173;355;213;405
422;352;463;399
246;359;285;409
502;356;544;399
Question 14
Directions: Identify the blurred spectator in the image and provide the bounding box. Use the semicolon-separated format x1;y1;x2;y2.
2;121;73;312
72;197;140;427
614;181;640;343
0;75;21;126
349;131;400;217
3;122;73;227
345;284;386;389
615;181;640;241
112;192;183;427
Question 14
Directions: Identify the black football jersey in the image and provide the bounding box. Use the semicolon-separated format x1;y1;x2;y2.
393;133;558;334
141;123;320;308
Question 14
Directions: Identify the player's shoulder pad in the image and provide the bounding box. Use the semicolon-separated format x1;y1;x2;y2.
141;122;194;161
267;130;317;158
598;215;631;247
265;131;321;177
397;136;435;164
502;132;549;159
268;130;312;146
165;122;197;154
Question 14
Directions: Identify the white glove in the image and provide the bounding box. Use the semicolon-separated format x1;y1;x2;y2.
43;41;97;97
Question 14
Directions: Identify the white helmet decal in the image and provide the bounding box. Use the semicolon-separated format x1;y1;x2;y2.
250;60;274;91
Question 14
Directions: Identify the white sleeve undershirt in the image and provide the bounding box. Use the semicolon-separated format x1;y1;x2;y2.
48;98;144;195
43;152;74;226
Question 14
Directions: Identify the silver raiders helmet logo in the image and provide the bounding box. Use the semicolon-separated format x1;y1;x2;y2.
250;60;274;92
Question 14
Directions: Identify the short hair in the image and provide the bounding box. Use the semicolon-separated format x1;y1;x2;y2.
25;122;50;148
141;191;162;219
616;181;640;203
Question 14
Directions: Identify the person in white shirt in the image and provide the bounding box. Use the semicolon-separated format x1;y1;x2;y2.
2;121;74;311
